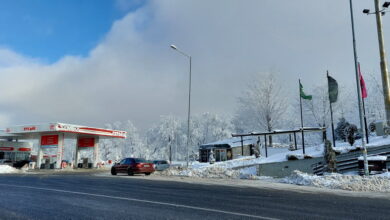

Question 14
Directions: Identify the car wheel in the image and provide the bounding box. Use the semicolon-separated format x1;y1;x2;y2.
145;172;151;176
111;168;117;175
127;169;134;176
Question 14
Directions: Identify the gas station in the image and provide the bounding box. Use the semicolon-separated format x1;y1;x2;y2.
0;122;126;169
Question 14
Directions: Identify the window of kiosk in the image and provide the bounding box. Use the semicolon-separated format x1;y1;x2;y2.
215;149;221;161
220;150;227;161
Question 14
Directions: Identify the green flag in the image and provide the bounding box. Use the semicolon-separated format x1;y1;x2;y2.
299;82;312;100
327;75;338;103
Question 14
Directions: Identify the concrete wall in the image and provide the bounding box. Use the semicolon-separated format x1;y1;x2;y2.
257;157;324;178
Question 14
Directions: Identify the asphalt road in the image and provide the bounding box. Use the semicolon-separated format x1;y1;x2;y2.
0;173;390;220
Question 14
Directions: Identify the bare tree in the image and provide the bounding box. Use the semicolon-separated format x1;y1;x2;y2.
304;85;330;128
233;73;287;146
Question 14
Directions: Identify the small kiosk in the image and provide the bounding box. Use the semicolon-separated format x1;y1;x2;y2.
0;122;126;169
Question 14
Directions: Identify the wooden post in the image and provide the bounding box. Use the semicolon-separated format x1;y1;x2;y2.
240;136;244;156
294;132;297;150
264;135;268;158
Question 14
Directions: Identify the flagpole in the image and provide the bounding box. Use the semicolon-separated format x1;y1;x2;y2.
359;62;370;144
362;97;369;144
327;71;336;148
349;0;369;176
299;79;305;154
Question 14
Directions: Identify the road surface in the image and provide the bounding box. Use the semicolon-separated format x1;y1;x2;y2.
0;173;389;219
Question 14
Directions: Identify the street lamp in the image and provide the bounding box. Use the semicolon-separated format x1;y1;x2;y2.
170;44;192;168
363;1;390;14
363;1;390;129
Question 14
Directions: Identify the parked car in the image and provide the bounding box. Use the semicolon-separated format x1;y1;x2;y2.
111;158;155;176
153;160;170;171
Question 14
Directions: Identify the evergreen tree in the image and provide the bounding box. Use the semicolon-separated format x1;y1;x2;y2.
335;118;349;141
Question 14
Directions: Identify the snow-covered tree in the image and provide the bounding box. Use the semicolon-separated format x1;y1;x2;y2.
364;72;385;123
233;72;287;146
191;112;233;147
101;120;144;161
146;115;184;161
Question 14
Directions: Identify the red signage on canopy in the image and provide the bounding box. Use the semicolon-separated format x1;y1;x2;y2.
18;148;31;152
41;135;59;146
78;138;95;147
0;147;14;151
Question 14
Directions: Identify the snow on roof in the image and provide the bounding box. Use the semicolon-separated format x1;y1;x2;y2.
232;127;325;137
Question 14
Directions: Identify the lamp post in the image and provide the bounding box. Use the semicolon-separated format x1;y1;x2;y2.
170;44;191;167
363;1;390;127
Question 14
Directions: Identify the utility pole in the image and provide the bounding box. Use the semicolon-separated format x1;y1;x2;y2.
375;0;390;126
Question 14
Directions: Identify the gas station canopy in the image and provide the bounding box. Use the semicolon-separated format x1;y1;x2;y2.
1;122;127;139
0;122;127;169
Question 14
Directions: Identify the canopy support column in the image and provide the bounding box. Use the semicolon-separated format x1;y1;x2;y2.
36;135;43;169
55;133;64;169
93;137;100;168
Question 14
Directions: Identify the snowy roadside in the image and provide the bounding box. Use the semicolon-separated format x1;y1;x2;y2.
153;146;390;193
0;165;23;174
157;164;390;193
98;172;390;200
281;170;390;192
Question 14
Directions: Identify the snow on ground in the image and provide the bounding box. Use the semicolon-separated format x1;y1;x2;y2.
281;170;390;192
160;166;241;179
160;135;390;180
157;136;390;192
0;165;21;174
333;135;390;153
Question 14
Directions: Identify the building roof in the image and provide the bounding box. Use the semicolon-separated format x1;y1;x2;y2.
231;127;326;137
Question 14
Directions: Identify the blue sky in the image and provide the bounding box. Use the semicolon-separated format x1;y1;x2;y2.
0;0;145;63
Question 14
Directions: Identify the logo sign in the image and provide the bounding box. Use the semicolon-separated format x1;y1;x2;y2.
0;147;14;151
78;138;95;147
23;126;36;131
41;135;59;148
57;124;80;132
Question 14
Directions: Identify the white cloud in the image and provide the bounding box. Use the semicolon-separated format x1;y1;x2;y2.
0;0;386;131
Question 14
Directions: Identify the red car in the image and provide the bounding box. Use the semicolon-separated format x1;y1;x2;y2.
111;158;155;176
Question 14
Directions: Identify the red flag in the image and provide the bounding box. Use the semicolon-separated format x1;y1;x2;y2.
358;63;367;98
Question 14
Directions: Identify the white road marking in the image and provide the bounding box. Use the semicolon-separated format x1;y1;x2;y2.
0;183;279;220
